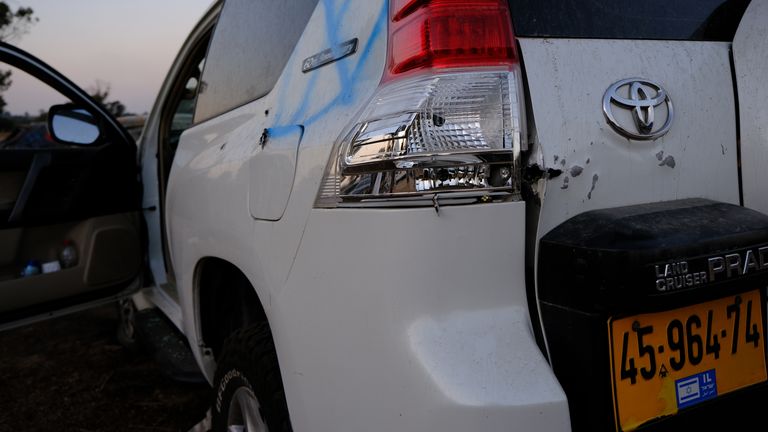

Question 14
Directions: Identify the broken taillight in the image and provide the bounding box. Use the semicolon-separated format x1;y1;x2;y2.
316;0;526;208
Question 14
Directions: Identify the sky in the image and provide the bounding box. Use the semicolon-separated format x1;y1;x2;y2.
5;0;212;115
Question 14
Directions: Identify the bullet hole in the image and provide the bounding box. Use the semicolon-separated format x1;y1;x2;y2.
570;165;583;177
588;173;599;199
659;155;676;168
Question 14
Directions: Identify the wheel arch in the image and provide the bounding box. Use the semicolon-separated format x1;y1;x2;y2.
194;256;269;360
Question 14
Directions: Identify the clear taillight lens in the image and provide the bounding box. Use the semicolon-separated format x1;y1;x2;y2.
315;0;525;208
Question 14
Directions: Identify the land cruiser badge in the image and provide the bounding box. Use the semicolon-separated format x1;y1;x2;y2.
302;38;358;73
655;246;768;292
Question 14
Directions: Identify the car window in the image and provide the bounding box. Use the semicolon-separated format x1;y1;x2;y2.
160;29;210;183
169;56;206;141
509;0;750;41
193;0;320;123
0;64;72;150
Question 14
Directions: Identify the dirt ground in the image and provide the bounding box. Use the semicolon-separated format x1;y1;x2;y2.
0;304;211;432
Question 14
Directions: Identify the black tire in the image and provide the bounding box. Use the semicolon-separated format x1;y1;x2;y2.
212;324;292;432
115;298;140;353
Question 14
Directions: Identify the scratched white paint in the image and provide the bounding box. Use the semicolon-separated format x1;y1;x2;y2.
734;0;768;216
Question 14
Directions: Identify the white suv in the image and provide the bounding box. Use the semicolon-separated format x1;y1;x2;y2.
1;0;767;431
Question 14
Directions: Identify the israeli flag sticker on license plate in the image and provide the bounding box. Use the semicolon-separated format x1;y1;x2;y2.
676;369;717;409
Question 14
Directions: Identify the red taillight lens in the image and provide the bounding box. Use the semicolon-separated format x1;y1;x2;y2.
386;0;517;79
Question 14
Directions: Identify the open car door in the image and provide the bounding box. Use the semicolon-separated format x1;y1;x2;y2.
0;43;142;328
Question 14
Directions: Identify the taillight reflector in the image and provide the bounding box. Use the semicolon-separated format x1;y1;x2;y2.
386;0;517;79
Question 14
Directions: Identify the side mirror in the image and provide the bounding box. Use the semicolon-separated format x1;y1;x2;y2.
47;104;101;145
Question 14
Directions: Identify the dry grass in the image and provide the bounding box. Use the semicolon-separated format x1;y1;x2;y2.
0;305;210;432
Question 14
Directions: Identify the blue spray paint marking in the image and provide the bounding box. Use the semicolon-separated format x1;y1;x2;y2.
319;0;353;84
267;125;305;141
277;0;344;125
276;0;352;126
298;0;386;126
268;0;387;139
287;68;319;123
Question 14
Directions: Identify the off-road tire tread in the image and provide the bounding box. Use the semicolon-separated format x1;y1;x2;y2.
212;323;292;432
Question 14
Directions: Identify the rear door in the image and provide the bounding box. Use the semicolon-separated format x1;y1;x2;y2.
0;43;142;327
515;0;746;236
733;0;768;215
511;1;763;431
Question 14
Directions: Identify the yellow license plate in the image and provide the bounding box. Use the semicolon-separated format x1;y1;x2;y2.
608;290;767;431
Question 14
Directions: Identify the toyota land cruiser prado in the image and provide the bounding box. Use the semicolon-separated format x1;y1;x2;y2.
0;1;766;431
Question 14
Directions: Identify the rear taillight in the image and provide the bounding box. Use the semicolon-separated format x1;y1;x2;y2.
387;0;517;77
316;0;526;208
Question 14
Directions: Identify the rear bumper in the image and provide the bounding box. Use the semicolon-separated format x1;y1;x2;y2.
272;202;570;432
538;199;768;431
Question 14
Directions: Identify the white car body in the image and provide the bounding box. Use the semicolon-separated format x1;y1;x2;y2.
137;1;569;430
134;0;768;430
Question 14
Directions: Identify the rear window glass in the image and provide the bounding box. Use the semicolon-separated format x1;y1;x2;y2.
509;0;750;41
194;0;320;123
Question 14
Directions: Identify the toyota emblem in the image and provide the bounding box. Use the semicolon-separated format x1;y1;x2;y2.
603;78;673;140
